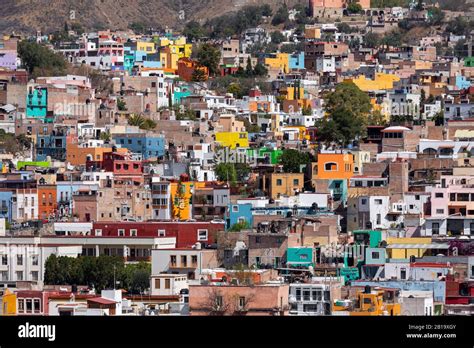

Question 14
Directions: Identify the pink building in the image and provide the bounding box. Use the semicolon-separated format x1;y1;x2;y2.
189;284;289;316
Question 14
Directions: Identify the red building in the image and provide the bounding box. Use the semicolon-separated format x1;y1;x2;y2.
177;58;209;82
91;221;225;248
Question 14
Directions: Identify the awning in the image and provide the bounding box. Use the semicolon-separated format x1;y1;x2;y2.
287;261;312;265
387;243;450;249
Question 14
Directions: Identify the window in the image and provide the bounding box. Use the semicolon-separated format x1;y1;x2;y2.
17;255;23;266
118;229;125;236
1;271;7;281
155;279;160;289
191;255;198;265
130;229;137;237
435;192;444;198
295;288;302;301
232;205;239;212
238;296;246;310
170;256;177;267
256;236;261;244
95;229;102;236
16;271;23;281
400;268;407;280
303;290;311;301
374;199;383;205
436;209;444;214
276;179;282;186
324;162;337;171
371;252;380;259
216;296;223;308
293;179;299;186
165;279;170;289
158;230;166;237
1;255;7;265
470;223;474;234
376;214;381;225
197;229;208;241
31;271;39;281
361;198;367;205
18;299;24;313
432;223;440;235
31;255;39;266
181;255;187;267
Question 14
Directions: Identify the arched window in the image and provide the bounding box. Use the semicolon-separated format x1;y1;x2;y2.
325;162;338;171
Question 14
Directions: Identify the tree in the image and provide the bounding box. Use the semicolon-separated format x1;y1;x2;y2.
302;105;313;116
117;99;127;111
271;31;285;44
272;4;289;26
183;20;207;42
129;22;147;34
325;82;372;119
214;163;238;184
428;7;445;26
18;40;67;77
363;32;380;49
315;118;341;146
253;62;268;77
191;67;207;82
229;221;251;232
382;30;403;48
368;110;387;126
195;43;221;76
227;83;243;98
202;288;230;315
322;82;372;146
279;149;311;173
245;57;254;77
347;3;362;14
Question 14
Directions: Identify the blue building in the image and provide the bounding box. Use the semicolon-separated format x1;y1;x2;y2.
113;133;165;160
26;86;48;120
35;131;67;161
289;52;304;70
0;191;13;222
227;203;253;229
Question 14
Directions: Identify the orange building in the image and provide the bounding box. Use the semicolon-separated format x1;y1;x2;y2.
315;153;354;180
66;142;129;166
38;184;57;220
177;58;209;82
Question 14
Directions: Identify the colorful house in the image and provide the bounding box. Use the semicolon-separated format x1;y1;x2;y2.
289;52;305;70
265;53;290;74
170;180;198;220
1;289;17;315
227;203;253;229
112;134;165;160
26;86;48;120
177;58;209;82
315;153;354;180
287;247;314;268
215;132;249;149
345;73;400;92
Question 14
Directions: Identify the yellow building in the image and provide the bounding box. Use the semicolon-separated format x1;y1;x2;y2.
264;173;305;199
170;181;193;220
137;41;156;54
333;288;401;316
280;86;305;101
1;289;17;315
386;237;433;259
345;73;400;92
265;53;290;74
215;132;249;149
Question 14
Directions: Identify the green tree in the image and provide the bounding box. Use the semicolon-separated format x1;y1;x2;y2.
117;99;127;111
253;63;268;77
183;20;207;42
279;149;311;173
364;32;380;49
215;163;238;184
428;7;445;25
195;43;221;76
229;221;251;232
315;118;341;146
129;22;147;34
347;3;363;14
325;82;372;119
227;83;243;98
271;31;285;44
302;105;313;116
18;41;67;77
272;4;289;26
368;110;387;126
191;67;207;82
382;30;403;48
245;56;254;77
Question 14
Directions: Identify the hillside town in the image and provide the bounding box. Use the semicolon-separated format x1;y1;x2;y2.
0;0;473;317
